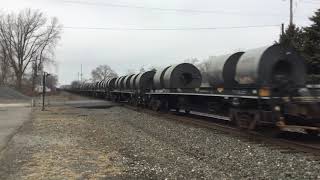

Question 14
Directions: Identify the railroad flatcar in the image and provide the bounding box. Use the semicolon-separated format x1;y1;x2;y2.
68;44;320;135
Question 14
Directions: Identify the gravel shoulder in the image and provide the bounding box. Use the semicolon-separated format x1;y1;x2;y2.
0;95;319;179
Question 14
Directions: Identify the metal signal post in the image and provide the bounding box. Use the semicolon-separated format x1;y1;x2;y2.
42;72;50;111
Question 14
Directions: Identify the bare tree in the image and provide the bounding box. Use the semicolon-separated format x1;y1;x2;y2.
46;74;58;90
183;58;199;64
126;68;136;74
0;9;62;89
31;52;57;92
148;65;160;72
139;66;146;73
196;57;213;83
0;44;12;85
71;80;81;89
91;65;118;82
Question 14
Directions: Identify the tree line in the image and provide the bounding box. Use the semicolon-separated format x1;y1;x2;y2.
279;8;320;82
0;9;61;93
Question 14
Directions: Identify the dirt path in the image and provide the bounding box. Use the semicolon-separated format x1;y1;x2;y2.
0;107;31;152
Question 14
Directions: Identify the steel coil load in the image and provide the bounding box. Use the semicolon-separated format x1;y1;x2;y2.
163;63;202;89
81;83;86;90
87;83;93;90
235;44;306;87
94;82;99;89
120;76;127;89
99;81;104;89
119;76;126;89
91;83;95;90
135;71;156;90
153;66;171;89
204;52;244;88
84;83;89;90
85;83;90;90
102;80;107;89
114;77;119;89
79;84;83;90
130;74;140;89
107;77;117;89
115;76;122;89
97;80;102;89
103;79;109;89
123;74;135;89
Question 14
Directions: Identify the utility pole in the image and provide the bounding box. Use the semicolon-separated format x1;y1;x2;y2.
80;64;83;82
289;0;293;26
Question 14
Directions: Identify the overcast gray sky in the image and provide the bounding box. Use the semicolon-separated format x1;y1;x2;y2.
1;0;319;85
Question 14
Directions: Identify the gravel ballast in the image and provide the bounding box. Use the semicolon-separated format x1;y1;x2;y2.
0;101;319;179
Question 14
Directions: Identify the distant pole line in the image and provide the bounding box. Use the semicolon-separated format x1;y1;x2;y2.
290;0;294;26
301;0;320;4
61;24;280;31
61;0;286;17
81;64;83;82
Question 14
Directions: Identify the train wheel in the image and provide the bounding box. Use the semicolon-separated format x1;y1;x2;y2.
161;100;169;113
133;98;139;107
233;109;258;130
148;100;153;109
230;110;237;126
116;96;120;102
111;96;116;102
151;99;161;111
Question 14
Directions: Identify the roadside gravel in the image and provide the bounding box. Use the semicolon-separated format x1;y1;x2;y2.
0;102;319;179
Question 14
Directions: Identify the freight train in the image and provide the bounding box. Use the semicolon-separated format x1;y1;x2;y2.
66;44;320;135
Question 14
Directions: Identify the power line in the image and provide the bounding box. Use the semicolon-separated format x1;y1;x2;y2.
61;24;280;31
301;0;320;4
61;0;284;17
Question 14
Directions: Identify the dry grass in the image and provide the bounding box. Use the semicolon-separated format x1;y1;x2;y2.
17;106;122;180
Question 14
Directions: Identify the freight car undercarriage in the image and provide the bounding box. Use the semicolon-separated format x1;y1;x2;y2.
73;85;320;135
103;89;320;135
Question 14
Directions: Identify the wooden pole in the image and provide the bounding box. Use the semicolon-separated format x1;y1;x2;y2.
42;72;46;111
290;0;293;26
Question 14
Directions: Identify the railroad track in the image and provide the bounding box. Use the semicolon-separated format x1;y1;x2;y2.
122;103;320;159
